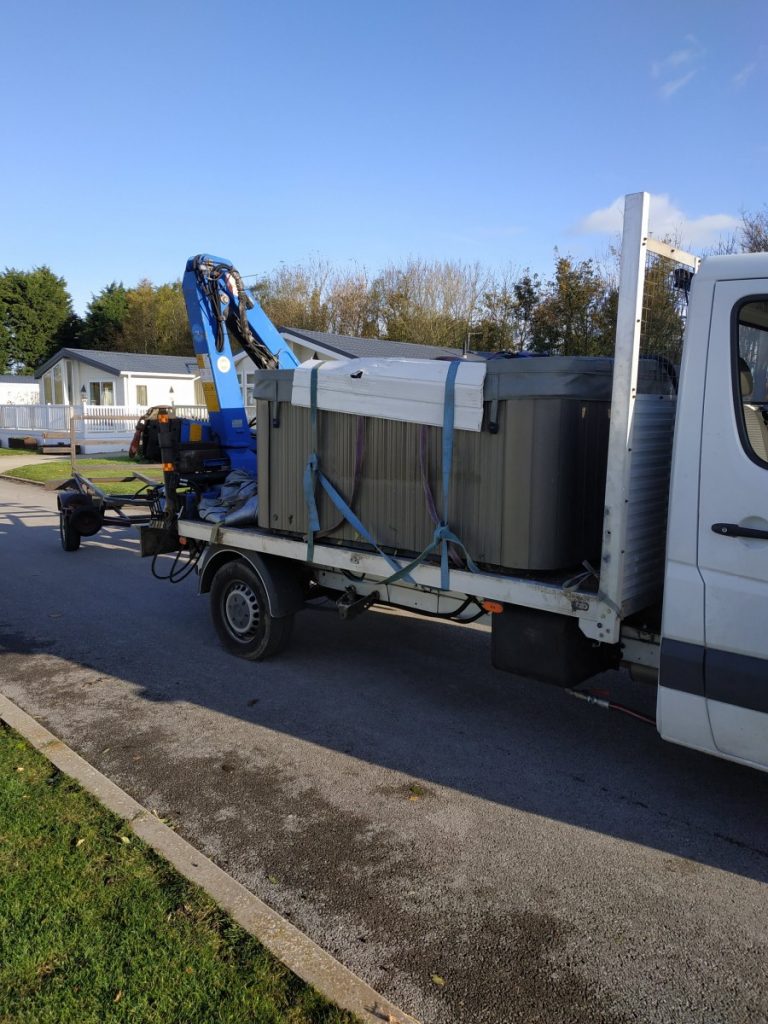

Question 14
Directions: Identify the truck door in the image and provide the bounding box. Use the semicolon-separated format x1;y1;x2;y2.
698;280;768;768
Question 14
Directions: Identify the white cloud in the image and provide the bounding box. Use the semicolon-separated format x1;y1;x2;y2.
575;194;740;247
660;70;697;98
651;39;703;78
732;62;757;88
577;197;625;235
651;35;705;98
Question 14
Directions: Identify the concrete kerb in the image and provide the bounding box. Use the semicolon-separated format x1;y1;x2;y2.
0;456;73;488
0;474;47;486
0;692;420;1024
0;460;165;494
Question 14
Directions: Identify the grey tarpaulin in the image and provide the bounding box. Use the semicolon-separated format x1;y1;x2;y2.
198;470;259;526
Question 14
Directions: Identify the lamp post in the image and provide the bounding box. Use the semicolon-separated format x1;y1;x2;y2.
169;385;175;409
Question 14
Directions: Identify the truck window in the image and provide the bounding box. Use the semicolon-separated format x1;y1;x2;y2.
734;298;768;465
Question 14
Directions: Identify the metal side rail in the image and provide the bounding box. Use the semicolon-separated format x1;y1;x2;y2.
178;519;617;633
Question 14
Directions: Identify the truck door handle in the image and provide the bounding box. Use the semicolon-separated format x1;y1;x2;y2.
712;522;768;540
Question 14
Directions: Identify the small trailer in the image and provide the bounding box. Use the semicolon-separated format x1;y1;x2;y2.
56;469;164;551
54;406;183;550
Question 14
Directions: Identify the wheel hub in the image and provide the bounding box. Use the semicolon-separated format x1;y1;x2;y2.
224;582;260;640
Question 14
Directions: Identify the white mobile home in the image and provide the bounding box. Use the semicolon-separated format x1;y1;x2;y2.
34;348;205;407
0;374;39;404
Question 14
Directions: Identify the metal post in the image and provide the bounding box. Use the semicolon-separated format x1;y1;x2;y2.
69;407;77;475
587;192;650;644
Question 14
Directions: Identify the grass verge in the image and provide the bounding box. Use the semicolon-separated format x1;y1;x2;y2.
0;723;358;1024
1;458;162;494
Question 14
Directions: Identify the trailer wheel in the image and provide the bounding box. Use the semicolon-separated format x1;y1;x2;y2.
59;512;81;552
210;560;293;660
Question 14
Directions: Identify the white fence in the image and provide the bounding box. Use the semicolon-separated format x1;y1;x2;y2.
0;403;71;432
0;403;209;439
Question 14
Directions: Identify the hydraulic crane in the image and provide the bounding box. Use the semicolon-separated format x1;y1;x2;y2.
134;256;300;546
176;255;299;471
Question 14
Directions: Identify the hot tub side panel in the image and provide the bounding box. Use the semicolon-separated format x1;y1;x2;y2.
255;396;610;573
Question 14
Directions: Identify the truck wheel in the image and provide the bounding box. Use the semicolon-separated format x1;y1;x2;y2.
210;561;293;660
59;512;81;552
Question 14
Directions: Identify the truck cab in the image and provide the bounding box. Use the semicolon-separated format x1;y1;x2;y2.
660;257;768;769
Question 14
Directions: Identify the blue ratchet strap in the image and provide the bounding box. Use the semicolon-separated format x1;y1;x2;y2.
381;523;478;590
303;366;412;579
382;360;479;591
440;359;460;588
303;366;321;563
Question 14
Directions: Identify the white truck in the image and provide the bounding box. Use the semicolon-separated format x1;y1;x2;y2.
143;193;768;773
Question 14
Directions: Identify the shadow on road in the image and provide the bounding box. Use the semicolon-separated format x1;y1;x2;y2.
2;488;767;886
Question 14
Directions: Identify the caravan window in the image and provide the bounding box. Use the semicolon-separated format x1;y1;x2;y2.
89;381;115;406
52;365;64;404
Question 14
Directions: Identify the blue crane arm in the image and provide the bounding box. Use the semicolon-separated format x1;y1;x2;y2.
181;254;299;471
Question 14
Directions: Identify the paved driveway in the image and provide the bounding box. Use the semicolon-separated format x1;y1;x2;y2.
1;477;767;1024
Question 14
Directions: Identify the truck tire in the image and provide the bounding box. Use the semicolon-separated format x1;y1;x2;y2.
209;560;293;660
59;512;81;552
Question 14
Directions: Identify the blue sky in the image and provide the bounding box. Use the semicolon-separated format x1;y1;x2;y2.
1;0;764;314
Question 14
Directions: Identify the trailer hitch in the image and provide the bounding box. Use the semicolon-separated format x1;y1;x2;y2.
336;587;379;620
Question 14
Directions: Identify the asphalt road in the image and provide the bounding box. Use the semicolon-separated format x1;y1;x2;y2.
1;476;767;1024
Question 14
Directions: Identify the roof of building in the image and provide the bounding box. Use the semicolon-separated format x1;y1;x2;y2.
0;374;38;384
280;328;462;361
35;348;199;379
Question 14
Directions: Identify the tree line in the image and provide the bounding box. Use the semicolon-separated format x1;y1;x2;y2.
2;207;765;375
0;275;191;374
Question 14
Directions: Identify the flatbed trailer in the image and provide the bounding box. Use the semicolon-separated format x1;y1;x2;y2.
176;513;662;687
